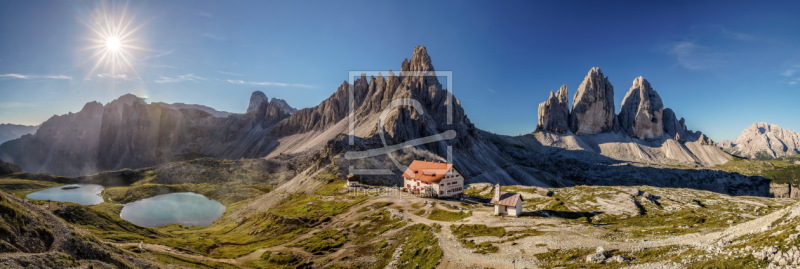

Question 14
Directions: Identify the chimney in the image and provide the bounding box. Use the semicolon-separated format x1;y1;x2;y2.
494;184;501;201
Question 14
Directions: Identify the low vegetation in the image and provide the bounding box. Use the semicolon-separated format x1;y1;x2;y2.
715;158;800;186
292;229;348;254
249;251;310;268
349;210;406;244
0;178;60;197
394;224;443;269
427;208;471;221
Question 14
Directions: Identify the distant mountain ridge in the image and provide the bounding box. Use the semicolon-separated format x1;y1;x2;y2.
0;93;295;176
719;122;800;159
0;123;38;144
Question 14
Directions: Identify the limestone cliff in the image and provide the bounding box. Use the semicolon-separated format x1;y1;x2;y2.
536;85;570;134
722;122;800;159
570;67;616;135
618;77;664;140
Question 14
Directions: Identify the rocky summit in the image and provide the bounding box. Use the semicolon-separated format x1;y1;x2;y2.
0;93;296;176
721;122;800;159
570;67;616;135
536;85;570;134
618;77;664;140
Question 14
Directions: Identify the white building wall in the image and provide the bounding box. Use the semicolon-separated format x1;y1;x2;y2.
404;167;465;197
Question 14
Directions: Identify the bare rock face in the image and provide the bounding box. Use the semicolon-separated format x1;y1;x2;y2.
0;92;296;176
662;108;688;141
245;91;296;128
724;122;800;159
272;45;477;151
618;77;664;140
570;67;616;135
246;91;269;114
536;85;570;134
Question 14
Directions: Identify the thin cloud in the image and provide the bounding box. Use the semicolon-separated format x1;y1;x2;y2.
782;69;797;77
141;49;174;61
225;79;314;88
719;27;755;41
0;73;71;80
97;73;130;80
218;71;244;76
667;41;726;71
154;74;207;83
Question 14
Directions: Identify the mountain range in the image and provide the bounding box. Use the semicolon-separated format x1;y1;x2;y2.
0;123;38;144
719;122;800;160
0;46;770;195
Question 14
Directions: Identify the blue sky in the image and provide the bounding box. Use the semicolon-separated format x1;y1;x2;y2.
1;0;799;141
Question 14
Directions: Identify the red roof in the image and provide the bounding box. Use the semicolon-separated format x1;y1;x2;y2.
402;160;454;183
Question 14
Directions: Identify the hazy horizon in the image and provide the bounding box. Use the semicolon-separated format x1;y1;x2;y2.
2;0;800;141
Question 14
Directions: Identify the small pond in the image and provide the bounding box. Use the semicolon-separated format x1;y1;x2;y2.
26;184;105;205
119;192;225;227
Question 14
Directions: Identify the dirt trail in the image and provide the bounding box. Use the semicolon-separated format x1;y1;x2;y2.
113;242;240;265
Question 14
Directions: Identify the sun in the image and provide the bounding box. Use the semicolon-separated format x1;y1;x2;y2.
82;2;145;78
106;36;122;52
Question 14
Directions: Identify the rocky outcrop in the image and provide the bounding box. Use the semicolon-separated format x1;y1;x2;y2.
271;45;477;153
769;183;800;199
246;91;296;128
721;122;800;159
532;69;721;165
663;108;688;141
618;77;664;140
536;85;570;134
0;159;21;175
570;67;616;135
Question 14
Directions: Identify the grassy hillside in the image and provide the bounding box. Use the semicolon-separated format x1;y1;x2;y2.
714;157;800;186
2;157;799;268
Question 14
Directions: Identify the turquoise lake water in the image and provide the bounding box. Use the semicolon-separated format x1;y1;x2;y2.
119;192;225;227
26;184;105;205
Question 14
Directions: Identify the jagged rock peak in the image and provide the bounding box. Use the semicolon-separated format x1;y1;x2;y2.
536;85;570;134
269;98;296;114
618;76;665;140
570;67;616;135
663;108;688;141
401;45;435;72
726;122;800;159
110;93;146;106
247;91;269;114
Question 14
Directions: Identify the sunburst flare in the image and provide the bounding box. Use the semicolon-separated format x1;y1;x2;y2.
82;2;145;78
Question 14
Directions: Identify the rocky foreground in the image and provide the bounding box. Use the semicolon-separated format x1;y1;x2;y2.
1;160;799;268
